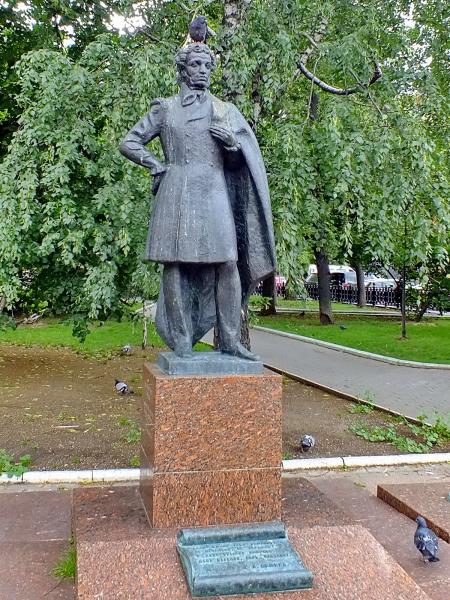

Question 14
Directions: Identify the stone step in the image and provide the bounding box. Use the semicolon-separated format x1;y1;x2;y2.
378;482;450;543
0;490;74;599
313;477;450;600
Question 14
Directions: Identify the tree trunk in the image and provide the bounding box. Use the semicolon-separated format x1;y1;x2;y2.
352;262;366;307
414;300;428;322
261;274;276;315
221;0;252;103
401;270;407;339
240;305;251;350
0;296;5;314
142;300;148;349
401;219;407;338
315;249;334;325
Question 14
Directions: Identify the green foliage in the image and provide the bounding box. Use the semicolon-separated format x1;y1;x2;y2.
129;455;140;467
349;423;430;453
0;0;448;321
406;413;450;446
350;411;450;454
0;36;171;318
118;418;141;444
249;295;273;313
248;295;273;325
70;314;91;344
52;541;76;580
408;268;450;320
350;390;376;413
0;449;32;477
0;313;16;332
349;403;374;415
0;0;124;155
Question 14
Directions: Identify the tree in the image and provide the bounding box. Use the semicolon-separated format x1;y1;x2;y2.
0;0;122;157
1;0;448;335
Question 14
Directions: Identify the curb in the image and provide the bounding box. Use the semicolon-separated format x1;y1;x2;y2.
2;454;450;484
253;326;450;370
0;468;140;485
283;453;450;471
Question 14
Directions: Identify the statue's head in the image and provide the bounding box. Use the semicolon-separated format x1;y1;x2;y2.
175;43;216;90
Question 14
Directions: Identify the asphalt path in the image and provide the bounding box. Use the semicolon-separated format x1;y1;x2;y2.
205;328;450;420
251;328;450;420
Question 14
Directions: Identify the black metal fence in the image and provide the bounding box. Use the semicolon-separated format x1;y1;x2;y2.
304;283;401;309
255;282;402;309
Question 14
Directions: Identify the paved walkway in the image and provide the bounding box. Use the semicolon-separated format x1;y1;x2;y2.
206;329;450;420
2;465;449;599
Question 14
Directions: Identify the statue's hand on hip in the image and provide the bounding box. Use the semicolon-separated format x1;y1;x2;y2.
151;167;167;195
210;125;240;151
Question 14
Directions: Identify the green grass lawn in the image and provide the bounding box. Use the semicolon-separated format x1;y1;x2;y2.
0;317;214;356
257;314;450;364
276;299;397;312
0;318;165;356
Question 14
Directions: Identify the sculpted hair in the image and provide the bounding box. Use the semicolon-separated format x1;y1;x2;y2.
175;43;216;84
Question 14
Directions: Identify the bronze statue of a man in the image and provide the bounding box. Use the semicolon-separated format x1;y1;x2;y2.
120;39;276;360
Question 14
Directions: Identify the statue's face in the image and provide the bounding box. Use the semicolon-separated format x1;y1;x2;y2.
185;52;212;89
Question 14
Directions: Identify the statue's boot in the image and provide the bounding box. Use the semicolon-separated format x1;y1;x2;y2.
174;341;194;358
222;342;260;362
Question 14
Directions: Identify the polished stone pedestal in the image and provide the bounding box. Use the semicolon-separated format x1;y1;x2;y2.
140;362;282;528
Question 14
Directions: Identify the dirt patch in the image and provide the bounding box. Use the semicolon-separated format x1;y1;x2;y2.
0;345;149;470
282;377;450;458
0;345;448;470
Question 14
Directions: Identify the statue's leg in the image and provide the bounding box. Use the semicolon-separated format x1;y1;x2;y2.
161;263;193;357
215;262;259;361
215;261;241;349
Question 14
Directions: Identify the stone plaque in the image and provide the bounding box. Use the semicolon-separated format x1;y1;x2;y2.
177;521;313;597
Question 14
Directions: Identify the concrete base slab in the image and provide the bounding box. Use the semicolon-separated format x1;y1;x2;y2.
74;485;430;600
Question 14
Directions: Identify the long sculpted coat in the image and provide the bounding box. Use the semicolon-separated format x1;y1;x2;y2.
120;90;276;345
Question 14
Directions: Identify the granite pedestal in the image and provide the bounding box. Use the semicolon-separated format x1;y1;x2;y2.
140;361;283;528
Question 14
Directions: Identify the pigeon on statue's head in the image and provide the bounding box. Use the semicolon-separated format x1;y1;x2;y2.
414;516;440;562
299;434;315;452
189;16;209;43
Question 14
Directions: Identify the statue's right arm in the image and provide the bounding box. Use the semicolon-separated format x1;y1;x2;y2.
119;100;166;176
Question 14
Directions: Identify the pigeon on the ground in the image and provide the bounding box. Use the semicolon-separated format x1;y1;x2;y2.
189;16;209;43
122;344;132;354
414;516;440;562
339;325;347;330
299;434;315;452
115;379;130;395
